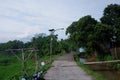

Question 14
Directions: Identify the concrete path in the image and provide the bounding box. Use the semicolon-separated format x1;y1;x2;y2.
44;52;95;80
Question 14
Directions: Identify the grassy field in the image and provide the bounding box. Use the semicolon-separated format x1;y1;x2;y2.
0;52;65;80
0;62;21;79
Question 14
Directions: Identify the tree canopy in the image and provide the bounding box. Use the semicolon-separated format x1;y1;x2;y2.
66;15;97;47
66;3;120;59
100;4;120;44
66;14;113;58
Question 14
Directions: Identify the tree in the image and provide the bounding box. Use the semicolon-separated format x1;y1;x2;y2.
31;33;61;56
100;4;120;45
58;39;72;53
66;15;113;59
93;23;113;59
31;34;51;56
0;40;24;55
94;23;112;44
66;15;97;48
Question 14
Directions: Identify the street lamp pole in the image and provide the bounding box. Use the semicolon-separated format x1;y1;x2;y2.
49;28;64;62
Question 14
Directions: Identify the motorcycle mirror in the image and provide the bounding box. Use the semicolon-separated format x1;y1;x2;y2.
41;62;45;66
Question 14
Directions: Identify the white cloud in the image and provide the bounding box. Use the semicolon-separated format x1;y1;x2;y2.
0;0;120;43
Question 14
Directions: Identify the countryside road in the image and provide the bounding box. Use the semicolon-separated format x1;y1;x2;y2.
44;52;95;80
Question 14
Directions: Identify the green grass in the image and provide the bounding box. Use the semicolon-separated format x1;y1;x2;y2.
0;62;22;80
0;51;66;80
74;53;107;80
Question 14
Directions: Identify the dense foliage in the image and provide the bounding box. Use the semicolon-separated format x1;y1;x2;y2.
66;4;120;60
66;16;112;57
66;15;97;48
101;4;120;46
0;40;24;51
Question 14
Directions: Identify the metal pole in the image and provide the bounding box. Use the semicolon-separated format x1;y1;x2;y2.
35;52;38;73
49;28;64;62
50;37;53;62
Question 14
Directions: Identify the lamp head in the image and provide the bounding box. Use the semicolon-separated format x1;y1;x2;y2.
49;29;55;32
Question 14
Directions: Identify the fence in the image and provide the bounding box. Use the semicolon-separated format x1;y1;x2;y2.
110;47;120;59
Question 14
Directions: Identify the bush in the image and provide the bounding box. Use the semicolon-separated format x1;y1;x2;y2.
116;63;120;71
0;57;16;66
104;55;113;61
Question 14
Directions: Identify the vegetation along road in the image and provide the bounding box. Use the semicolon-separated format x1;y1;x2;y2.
44;52;95;80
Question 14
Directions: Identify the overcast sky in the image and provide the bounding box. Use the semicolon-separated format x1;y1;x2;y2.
0;0;119;43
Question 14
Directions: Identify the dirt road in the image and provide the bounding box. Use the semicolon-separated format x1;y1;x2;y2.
44;52;95;80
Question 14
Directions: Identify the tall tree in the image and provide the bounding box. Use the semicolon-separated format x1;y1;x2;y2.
66;15;113;59
31;34;50;56
100;4;120;45
66;15;97;48
5;40;24;49
31;33;59;56
93;23;113;58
